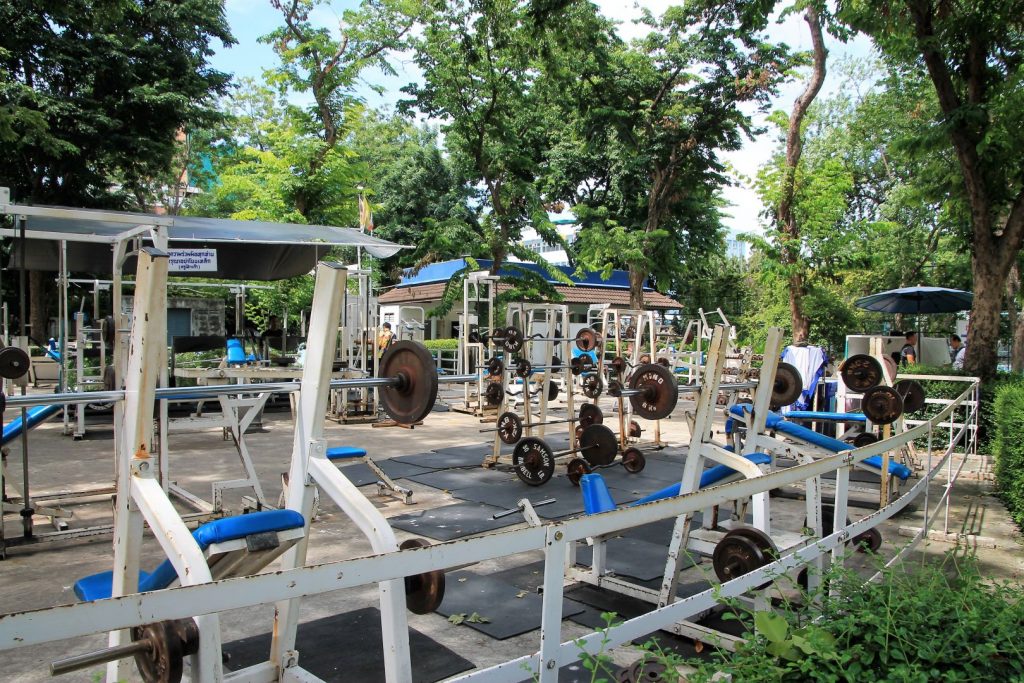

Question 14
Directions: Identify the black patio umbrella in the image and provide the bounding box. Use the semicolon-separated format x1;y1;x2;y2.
854;286;973;315
855;286;973;362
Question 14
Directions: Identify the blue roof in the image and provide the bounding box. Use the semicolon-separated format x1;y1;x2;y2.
397;258;652;291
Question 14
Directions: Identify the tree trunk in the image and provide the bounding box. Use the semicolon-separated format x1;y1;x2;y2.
789;271;810;344
965;254;1005;379
628;266;645;310
777;8;826;345
29;270;48;341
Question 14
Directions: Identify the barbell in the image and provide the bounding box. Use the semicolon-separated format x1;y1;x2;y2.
840;354;884;392
512;356;565;378
482;404;605;445
570;356;596;375
603;363;679;420
565;445;647;486
470;326;601;355
859;378;926;424
512;424;619;485
484;376;561;407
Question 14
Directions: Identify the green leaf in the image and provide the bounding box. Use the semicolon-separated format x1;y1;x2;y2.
754;611;789;644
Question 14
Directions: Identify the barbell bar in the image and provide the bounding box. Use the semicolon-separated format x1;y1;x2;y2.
565;445;647;486
512;357;563;378
481;404;605;444
50;618;200;682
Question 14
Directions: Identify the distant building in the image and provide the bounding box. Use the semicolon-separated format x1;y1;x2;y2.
725;230;750;260
515;219;577;266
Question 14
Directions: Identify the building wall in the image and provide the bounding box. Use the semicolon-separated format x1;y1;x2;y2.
121;295;226;336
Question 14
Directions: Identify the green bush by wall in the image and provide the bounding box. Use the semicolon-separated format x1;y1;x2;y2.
993;383;1024;529
423;338;459;352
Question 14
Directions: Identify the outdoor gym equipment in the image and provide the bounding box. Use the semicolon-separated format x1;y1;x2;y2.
511;424;620;486
480;404;605;445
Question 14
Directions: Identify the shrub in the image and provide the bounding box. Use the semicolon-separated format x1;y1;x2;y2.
993;383;1024;529
422;338;459;352
673;552;1024;682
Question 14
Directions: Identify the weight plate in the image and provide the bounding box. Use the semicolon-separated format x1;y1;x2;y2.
378;341;438;424
546;380;559;402
627;363;677;420
486;357;504;377
502;325;524;353
852;527;883;553
485;381;504;406
575;328;599;352
468;330;482;344
862;384;904;424
103;315;117;344
621;447;646;474
840;354;883;392
578;403;604;428
623;658;667;683
638;353;651;365
103;365;116;391
132;620;184;683
712;533;766;583
575;425;584;440
610;356;627;376
852;432;878;448
551;356;562;371
628;420;642;438
579;423;618;467
570;356;591;376
512;437;556;486
894;379;926;413
657;356;670;367
805;504;847;536
624;325;637;339
607;380;624;397
566;457;591;486
0;346;30;380
401;538;446;614
515;358;532;378
582;375;602;399
480;331;491;347
497;411;524;445
722;526;778;588
771;362;803;409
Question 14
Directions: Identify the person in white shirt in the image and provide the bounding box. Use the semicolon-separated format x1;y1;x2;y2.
949;334;966;370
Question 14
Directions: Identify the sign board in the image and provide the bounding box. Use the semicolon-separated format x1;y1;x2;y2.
169;248;217;273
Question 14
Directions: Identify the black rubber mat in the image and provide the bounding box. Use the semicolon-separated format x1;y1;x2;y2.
405;467;517;491
436;570;585;640
514;661;613;682
222;607;474;682
449;477;640;520
334;459;437;487
393;447;490;469
573;536;698;581
389;501;522;541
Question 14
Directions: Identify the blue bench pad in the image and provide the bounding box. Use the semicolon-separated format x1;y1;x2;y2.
326;446;368;460
2;404;62;446
786;411;867;423
74;509;305;602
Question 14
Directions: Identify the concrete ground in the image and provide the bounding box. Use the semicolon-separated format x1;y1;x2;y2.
0;386;1020;682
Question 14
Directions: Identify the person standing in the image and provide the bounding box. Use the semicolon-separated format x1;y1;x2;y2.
377;321;395;357
949;334;966;370
900;331;918;365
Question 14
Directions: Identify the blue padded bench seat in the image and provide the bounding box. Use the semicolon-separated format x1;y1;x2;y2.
727;405;910;480
785;410;867;423
74;509;305;602
581;453;772;515
326;446;368;460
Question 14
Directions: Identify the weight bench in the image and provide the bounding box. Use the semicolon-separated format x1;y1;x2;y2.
326;446;413;505
580;453;773;515
728;405;912;482
73;509;306;601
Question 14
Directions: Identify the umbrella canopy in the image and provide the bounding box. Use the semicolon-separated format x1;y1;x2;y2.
854;286;973;315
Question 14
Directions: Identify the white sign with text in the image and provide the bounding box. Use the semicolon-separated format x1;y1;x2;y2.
169;248;218;273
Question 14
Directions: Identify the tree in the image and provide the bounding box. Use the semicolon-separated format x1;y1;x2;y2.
402;0;580;314
840;0;1024;380
547;1;792;309
0;0;234;337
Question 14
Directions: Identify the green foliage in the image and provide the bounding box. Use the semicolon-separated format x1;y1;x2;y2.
0;0;234;208
678;552;1024;682
422;338;459;351
993;382;1024;529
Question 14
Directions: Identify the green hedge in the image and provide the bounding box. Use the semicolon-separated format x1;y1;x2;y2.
422;338;459;352
994;383;1024;529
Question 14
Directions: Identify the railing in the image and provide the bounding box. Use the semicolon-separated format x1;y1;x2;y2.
0;381;979;683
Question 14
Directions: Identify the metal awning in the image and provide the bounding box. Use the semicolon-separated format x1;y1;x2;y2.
1;202;408;280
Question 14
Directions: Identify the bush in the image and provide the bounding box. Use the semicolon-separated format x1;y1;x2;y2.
423;338;459;352
993;383;1024;529
675;552;1024;682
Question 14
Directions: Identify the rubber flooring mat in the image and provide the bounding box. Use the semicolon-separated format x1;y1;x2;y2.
405;466;517;491
335;459;438;487
449;475;641;520
436;570;585;640
573;536;698;581
393;447;491;469
389;501;522;541
222;607;474;682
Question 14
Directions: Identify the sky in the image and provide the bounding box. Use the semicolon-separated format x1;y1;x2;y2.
208;0;876;236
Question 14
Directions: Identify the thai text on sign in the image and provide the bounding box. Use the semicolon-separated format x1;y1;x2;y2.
169;249;217;273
